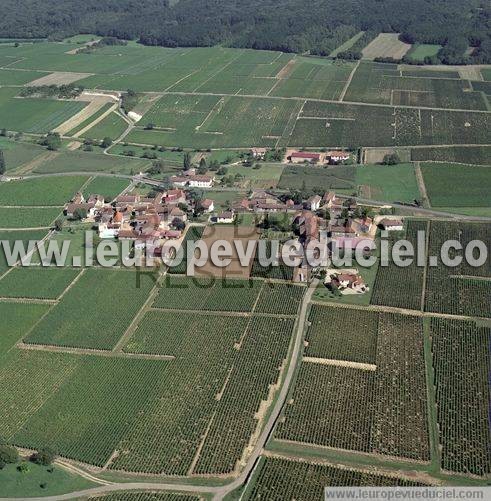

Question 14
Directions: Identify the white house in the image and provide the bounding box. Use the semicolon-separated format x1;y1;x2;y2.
327;150;350;163
307;194;322;211
188;175;213;188
200;199;215;213
216;211;235;224
98;223;119;239
380;218;404;231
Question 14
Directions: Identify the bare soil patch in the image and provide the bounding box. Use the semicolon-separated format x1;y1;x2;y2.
26;71;93;86
362;33;411;60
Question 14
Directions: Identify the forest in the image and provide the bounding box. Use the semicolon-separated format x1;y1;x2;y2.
0;0;489;64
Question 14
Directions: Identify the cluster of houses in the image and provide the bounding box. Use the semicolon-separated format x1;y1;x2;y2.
64;189;192;256
287;150;351;165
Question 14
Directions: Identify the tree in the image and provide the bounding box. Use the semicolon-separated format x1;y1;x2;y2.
217;166;228;176
17;462;30;473
0;445;19;465
183;152;192;170
0;150;5;175
145;123;155;130
0;128;6;137
54;218;64;232
101;137;112;149
31;447;56;466
72;208;87;220
39;132;61;151
382;153;401;165
197;157;207;174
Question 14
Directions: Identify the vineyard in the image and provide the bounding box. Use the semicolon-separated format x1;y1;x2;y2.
372;313;429;461
247;456;428;499
411;145;491;165
24;269;155;350
167;226;204;274
430;317;490;476
0;267;79;299
278;310;429;461
425;221;491;318
305;305;379;364
276;363;374;452
254;282;305;315
371;220;427;311
153;276;263;312
90;494;200;501
250;240;294;281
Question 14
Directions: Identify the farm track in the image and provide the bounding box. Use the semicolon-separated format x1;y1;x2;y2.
414;162;431;207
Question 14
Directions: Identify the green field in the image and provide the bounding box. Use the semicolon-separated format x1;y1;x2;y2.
0;68;46;85
82;112;128;140
82;176;130;200
29;149;150;175
411;145;491;165
406;44;442;61
421;163;491;207
0;87;87;134
0;229;49;276
278;164;355;191
355;163;420;202
0;207;61;228
25;269;155;350
0;138;47;171
0;267;80;299
0;175;88;206
0;302;50;355
67;103;114;136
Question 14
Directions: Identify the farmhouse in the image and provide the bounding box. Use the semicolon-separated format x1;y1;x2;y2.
380;218;404;231
216;211;235;224
326;150;350;163
250;147;267;159
289;151;321;163
325;270;368;294
188;175;213;188
170;176;188;188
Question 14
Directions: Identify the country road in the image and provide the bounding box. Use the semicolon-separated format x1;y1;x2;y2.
0;280;318;501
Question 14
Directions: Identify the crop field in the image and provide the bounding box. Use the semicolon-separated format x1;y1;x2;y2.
0;267;79;299
0;138;46;171
371;220;427;310
343;62;486;110
420;163;491;207
132;95;298;149
278;164;355;191
0;68;46;85
82;176;130;201
277;363;375;451
430;317;490;476
247;457;428;499
425;221;491;318
8;353;171;467
166;226;205;274
401;69;460;79
0;87;87;134
356;163;420;202
90;494;199;501
0;175;88;206
250;240;294;281
277;310;429;461
254;282;304;315
306;305;379;364
0;229;48;276
67;102;115;136
411;145;491;165
153;276;263;312
0;207;61;228
269;59;354;100
0;302;50;356
82;112;128;140
24;269;155;350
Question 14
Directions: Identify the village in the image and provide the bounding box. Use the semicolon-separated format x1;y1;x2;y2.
63;146;403;296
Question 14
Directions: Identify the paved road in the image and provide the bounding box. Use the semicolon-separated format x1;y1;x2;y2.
0;280;318;501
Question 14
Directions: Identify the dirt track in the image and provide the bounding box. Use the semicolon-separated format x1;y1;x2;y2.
362;33;411;60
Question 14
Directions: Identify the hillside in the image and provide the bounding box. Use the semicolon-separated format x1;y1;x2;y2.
0;0;490;63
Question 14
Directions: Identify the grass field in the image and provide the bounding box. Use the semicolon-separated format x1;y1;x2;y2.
355;163;420;202
0;207;61;228
0;267;80;299
421;163;491;207
406;44;442;61
0;175;87;206
67;102;114;136
29;149;149;174
278;164;355;191
0;229;48;276
25;269;155;350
